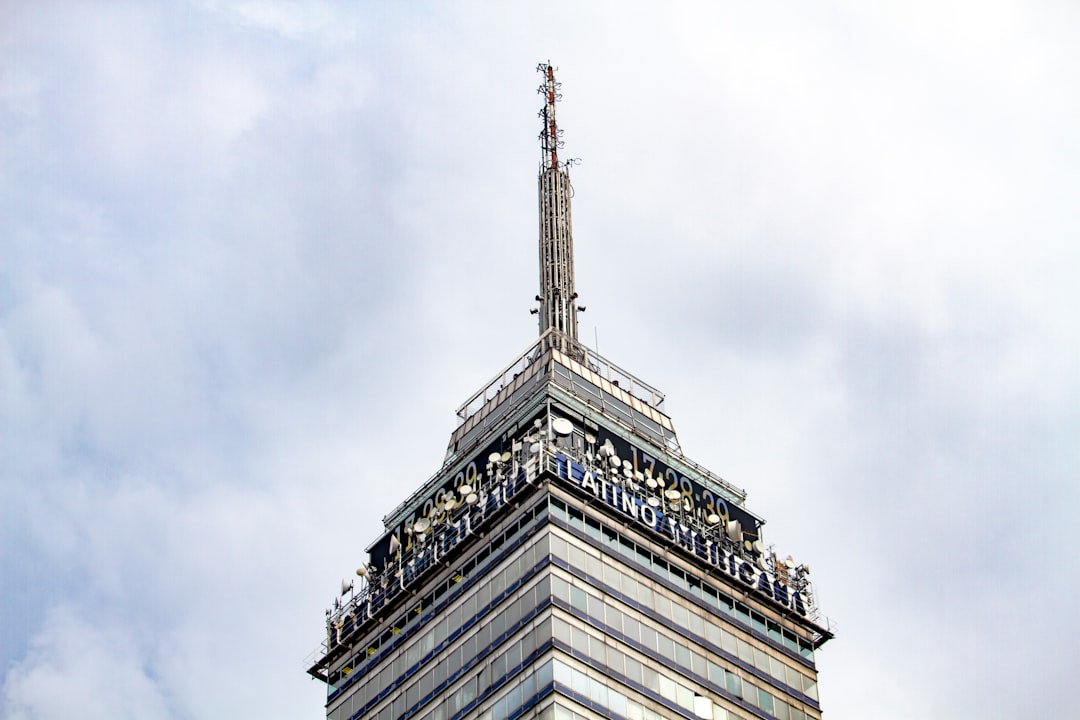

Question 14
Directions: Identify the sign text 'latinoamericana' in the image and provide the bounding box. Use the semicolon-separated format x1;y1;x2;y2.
555;452;812;617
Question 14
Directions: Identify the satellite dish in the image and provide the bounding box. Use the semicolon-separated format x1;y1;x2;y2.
585;434;596;445
459;484;473;496
634;471;644;482
341;579;352;595
609;455;621;467
414;518;431;534
356;564;370;578
756;553;770;571
706;513;720;525
726;520;741;542
500;451;511;463
444;498;458;512
552;418;573;436
647;497;660;507
488;452;502;464
785;555;796;569
646;478;658;489
465;493;478;505
682;497;692;512
665;489;682;501
743;540;753;553
622;459;632;470
529;442;542;454
623;467;633;478
388;535;401;554
752;540;764;555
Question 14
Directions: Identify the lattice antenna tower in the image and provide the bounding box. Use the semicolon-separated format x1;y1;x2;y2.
535;62;584;358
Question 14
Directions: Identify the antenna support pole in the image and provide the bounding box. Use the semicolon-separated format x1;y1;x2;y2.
536;62;581;358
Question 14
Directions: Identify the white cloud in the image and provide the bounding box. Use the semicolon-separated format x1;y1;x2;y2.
3;2;1078;719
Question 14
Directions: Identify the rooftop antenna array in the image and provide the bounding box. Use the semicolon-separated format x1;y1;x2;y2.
534;62;585;359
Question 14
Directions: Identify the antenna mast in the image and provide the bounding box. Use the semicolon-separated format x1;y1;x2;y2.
535;62;582;358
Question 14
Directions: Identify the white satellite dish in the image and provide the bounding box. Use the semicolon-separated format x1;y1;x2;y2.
634;471;644;482
623;467;633;478
500;451;511;463
388;535;401;554
609;455;621;467
355;564;370;578
552;418;573;436
622;459;632;470
341;579;352;595
665;489;682;501
488;452;502;464
647;497;660;507
785;555;796;569
752;540;764;555
444;498;458;512
529;442;542;454
646;478;658;489
726;520;741;542
465;493;478;505
459;484;473;496
706;513;720;525
585;434;596;445
414;518;431;534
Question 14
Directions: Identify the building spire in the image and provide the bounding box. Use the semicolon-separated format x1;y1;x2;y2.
535;62;582;357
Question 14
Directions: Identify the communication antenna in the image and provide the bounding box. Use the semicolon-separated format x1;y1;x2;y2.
535;62;582;357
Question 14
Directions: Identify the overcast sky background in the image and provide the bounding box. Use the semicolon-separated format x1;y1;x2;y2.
3;2;1078;718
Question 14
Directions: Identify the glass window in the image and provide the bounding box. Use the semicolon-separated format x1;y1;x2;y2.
785;664;803;693
726;673;742;698
571;626;589;654
707;659;725;687
758;688;774;715
721;630;737;657
623;615;641;643
642;665;660;694
674;642;691;670
670;602;688;629
658;674;677;701
624;655;643;685
655;633;674;660
554;660;572;687
553;618;572;646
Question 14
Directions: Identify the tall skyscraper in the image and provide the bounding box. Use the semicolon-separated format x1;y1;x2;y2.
307;64;833;720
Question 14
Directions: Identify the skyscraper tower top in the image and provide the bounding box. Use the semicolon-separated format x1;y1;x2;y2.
308;64;832;720
534;63;582;358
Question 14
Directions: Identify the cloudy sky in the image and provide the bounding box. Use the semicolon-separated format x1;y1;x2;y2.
3;1;1078;718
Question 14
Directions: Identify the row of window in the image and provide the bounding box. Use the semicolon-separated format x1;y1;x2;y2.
549;496;816;661
547;539;818;701
357;621;553;720
329;548;551;720
553;656;739;720
552;612;818;720
426;658;553;720
327;498;549;694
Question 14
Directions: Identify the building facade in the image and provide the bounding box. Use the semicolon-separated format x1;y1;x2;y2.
307;64;832;720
